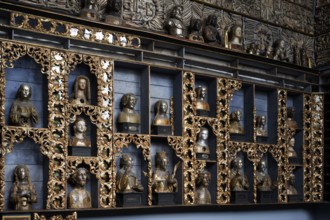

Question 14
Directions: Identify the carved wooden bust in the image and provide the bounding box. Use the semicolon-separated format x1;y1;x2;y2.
195;127;210;159
69;117;91;147
152;100;171;126
229;110;244;134
70;75;91;105
9;84;39;127
230;158;250;191
195;169;211;204
256;159;272;191
152;151;177;193
118;93;140;124
10;165;37;211
116;154;144;193
68;167;92;209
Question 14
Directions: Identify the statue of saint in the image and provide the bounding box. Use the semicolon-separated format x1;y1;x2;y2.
69;117;91;147
229;110;244;134
256;159;273;191
68;167;92;209
195;169;211;204
152;151;178;193
152;100;170;126
9;84;39;127
287;173;298;195
70;76;91;105
230;158;250;191
10;165;37;211
116;154;144;192
80;0;99;21
195;127;210;159
188;19;204;43
288;137;297;158
203;14;221;46
195;86;210;112
272;39;290;62
256;115;267;136
287;107;298;130
117;93;140;132
165;5;185;37
228;25;243;50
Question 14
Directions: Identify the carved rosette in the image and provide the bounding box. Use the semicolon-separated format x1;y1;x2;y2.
113;134;151;206
303;94;312;202
182;71;195;205
311;94;324;202
277;89;287;203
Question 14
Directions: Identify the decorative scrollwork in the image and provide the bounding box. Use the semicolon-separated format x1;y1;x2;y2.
182;72;195;205
303;94;312;202
311;94;324;202
34;212;78;220
10;12;141;49
66;157;99;177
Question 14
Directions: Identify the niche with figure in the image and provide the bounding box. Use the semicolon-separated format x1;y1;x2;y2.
194;75;217;118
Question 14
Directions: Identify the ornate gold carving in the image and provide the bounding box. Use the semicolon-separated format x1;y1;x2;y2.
303;94;312;202
277;89;287;203
10;12;141;49
311;94;324;202
182;72;195;205
34;212;78;220
113;134;151;206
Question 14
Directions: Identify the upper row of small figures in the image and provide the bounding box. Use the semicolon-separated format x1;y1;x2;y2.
78;1;305;65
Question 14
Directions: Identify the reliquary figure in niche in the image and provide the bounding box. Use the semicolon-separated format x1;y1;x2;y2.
229;110;244;134
256;159;273;191
116;154;144;192
10;165;38;211
195;127;210;160
152;151;178;193
117;93;140;132
9;84;39;127
256;115;267;136
230;157;250;191
195;169;211;204
68;167;92;209
69;117;91;147
70;75;91;105
188;19;204;43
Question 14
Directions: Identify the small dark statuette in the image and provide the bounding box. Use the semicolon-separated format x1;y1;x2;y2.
10;165;37;211
229;110;244;134
195;127;210;160
287;173;298;195
195;169;211;204
117;93;140;133
70;75;91;105
287;107;298;130
69;117;91;147
272;39;290;62
203;14;221;46
165;5;185;37
68;167;92;209
9;84;39;127
188;19;204;43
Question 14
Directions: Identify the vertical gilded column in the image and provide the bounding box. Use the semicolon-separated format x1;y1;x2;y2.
277;89;287;203
311;94;324;201
303;94;312;202
216;78;241;204
182;72;196;205
47;51;82;209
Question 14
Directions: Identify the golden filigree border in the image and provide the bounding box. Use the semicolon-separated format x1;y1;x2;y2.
10;12;141;49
